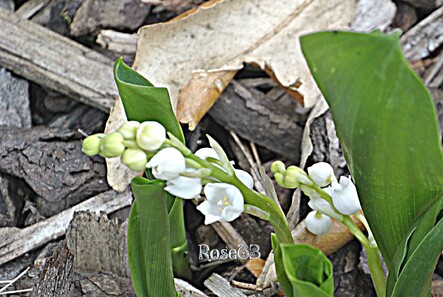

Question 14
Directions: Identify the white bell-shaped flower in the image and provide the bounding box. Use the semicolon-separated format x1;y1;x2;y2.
234;169;254;189
136;121;166;151
331;176;362;215
197;183;244;224
308;198;343;221
307;162;336;187
305;210;332;235
195;147;219;160
195;147;254;189
146;147;186;180
165;175;202;199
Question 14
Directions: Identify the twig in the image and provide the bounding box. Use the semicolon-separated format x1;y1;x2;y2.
0;288;33;295
229;131;264;192
0;267;30;293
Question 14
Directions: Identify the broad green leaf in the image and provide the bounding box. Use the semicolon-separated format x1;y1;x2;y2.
271;234;294;297
114;57;184;143
280;243;334;297
129;177;176;297
300;31;443;265
114;58;190;279
387;195;443;296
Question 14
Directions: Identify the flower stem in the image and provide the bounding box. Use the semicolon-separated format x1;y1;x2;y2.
185;153;294;244
342;216;386;297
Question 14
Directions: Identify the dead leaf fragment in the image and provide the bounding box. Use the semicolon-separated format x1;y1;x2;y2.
105;97;142;192
178;69;236;129
246;258;266;278
134;0;359;127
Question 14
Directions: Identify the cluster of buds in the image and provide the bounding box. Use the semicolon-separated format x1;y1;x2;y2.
82;121;254;225
271;161;362;235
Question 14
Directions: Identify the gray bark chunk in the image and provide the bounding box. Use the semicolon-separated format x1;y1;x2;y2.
0;126;109;216
66;211;130;278
0;8;117;111
0;0;14;11
0;68;31;129
401;5;443;61
31;240;74;297
70;0;151;37
209;79;309;161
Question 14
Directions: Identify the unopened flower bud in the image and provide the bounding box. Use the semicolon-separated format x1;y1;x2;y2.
136;121;166;151
117;121;140;140
121;148;148;171
82;134;103;156
308;162;336;187
274;172;284;187
305;211;332;235
286;166;313;186
270;161;286;174
100;132;125;158
282;172;299;189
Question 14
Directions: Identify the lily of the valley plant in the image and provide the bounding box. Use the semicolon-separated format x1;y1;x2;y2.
83;117;385;296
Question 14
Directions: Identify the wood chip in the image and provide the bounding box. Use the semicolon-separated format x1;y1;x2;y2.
0;190;132;266
0;8;117;112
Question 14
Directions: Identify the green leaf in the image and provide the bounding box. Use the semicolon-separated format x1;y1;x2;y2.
128;177;176;297
271;234;294;297
114;57;184;143
114;58;190;280
280;244;334;297
300;31;443;266
387;195;443;296
168;196;191;280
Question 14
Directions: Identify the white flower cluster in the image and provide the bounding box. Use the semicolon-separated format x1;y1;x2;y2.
271;161;361;235
82;120;253;225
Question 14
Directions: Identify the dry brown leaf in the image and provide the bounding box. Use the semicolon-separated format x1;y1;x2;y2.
133;0;359;128
292;216;364;255
246;258;266;278
178;70;236;129
104;97;142;192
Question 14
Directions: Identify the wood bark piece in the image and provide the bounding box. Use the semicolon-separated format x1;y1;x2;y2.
0;126;109;216
0;68;31;128
401;5;443;61
30;241;74;297
70;0;150;37
66;212;130;277
0;190;132;266
15;0;51;19
96;30;137;55
209;79;309;161
204;273;246;297
0;8;117;112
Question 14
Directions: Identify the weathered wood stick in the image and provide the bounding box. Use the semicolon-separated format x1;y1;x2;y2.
0;190;132;266
0;8;117;112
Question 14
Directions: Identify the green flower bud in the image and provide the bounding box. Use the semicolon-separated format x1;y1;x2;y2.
136;121;166;151
282;173;299;189
121;148;148;171
274;172;284;187
270;161;286;174
100;132;125;158
117;121;140;140
82;134;103;156
286;166;313;186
